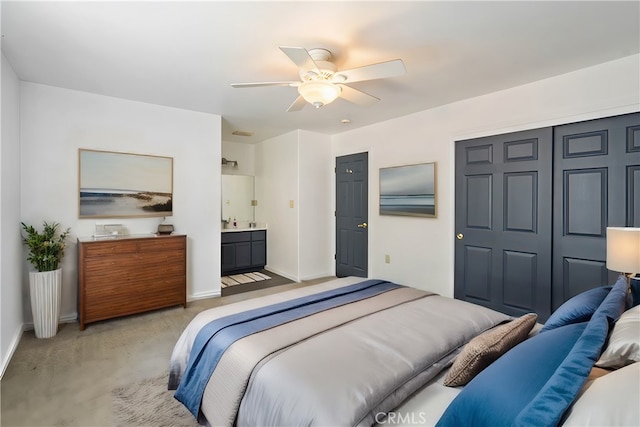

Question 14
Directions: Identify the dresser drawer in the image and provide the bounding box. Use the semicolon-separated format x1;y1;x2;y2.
83;268;136;288
83;254;141;271
138;236;186;252
135;258;186;278
82;240;138;257
85;276;184;310
138;249;186;266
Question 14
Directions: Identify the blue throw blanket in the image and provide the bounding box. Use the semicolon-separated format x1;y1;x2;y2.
174;279;402;417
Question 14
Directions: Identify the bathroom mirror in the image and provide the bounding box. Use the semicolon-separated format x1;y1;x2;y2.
221;174;255;224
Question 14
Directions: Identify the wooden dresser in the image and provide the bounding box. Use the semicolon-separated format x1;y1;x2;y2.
77;234;186;330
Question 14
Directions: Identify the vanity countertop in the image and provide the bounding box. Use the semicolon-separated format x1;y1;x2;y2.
221;226;267;233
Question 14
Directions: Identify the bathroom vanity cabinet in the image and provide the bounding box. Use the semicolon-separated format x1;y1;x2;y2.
221;229;266;275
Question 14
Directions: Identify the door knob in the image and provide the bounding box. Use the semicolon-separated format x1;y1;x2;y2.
456;233;464;240
357;222;368;229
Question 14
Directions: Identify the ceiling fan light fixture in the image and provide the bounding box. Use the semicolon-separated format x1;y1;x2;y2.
298;80;341;108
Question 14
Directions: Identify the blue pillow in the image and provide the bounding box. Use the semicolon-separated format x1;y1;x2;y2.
541;285;611;332
437;275;629;427
515;274;628;425
436;322;587;427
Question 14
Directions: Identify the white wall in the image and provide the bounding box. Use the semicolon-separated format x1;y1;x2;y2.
255;131;299;280
254;130;333;281
221;140;255;176
19;83;222;322
332;54;640;297
1;53;24;378
298;130;333;280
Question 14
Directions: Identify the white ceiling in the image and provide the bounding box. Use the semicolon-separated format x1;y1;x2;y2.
2;1;639;143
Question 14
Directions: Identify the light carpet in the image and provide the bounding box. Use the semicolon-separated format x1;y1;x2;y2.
221;271;271;288
112;374;198;427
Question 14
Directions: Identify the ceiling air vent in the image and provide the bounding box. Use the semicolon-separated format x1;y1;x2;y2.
232;130;254;137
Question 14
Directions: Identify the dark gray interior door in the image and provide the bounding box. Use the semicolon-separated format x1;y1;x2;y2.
455;129;553;320
552;112;640;310
336;152;368;277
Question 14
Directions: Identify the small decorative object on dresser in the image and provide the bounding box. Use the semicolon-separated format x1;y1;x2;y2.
157;223;174;235
21;221;71;338
157;216;174;235
77;234;187;330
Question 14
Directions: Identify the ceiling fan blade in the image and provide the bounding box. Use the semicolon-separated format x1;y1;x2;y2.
279;46;319;73
335;59;406;83
286;95;307;112
231;81;298;88
338;84;379;107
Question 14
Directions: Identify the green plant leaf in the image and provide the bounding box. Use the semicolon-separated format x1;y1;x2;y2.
21;221;71;272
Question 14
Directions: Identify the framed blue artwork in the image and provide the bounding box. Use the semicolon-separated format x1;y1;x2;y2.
380;162;436;217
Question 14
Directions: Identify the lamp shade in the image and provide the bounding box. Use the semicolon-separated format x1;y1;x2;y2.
607;227;640;274
298;81;341;108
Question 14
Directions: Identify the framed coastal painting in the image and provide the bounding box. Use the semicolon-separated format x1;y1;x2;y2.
78;149;173;218
379;162;436;217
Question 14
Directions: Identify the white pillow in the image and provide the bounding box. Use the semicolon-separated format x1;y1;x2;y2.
596;305;640;369
562;362;640;426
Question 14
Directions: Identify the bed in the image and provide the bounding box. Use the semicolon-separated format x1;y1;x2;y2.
168;275;640;427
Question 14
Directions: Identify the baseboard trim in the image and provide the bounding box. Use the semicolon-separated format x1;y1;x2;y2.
23;313;78;331
300;272;335;281
263;267;333;283
60;313;77;323
0;323;24;380
189;289;221;301
264;267;298;283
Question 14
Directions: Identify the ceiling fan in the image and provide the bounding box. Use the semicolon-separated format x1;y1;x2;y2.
231;46;406;112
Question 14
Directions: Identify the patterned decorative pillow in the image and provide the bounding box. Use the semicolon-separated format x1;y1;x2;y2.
444;313;538;387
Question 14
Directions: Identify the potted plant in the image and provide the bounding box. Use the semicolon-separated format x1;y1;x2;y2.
21;221;71;338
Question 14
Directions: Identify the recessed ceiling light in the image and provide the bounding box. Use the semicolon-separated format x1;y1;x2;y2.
340;119;351;124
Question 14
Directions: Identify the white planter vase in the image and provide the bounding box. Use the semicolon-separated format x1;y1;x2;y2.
29;268;62;339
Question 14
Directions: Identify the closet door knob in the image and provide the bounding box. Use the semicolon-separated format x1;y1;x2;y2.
456;233;464;240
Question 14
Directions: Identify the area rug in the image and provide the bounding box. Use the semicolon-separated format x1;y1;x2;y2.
221;271;271;288
112;374;199;427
